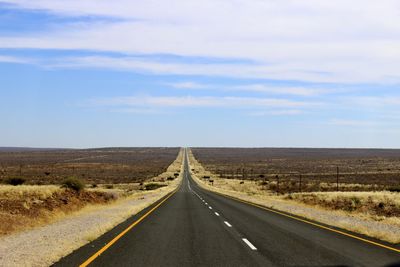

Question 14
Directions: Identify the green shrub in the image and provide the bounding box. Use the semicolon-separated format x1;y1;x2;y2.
62;177;85;192
5;177;26;186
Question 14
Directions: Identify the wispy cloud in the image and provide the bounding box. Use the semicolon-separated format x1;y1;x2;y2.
249;110;304;116
90;95;320;109
329;119;378;127
0;55;31;64
167;82;332;96
347;96;400;107
231;84;330;96
110;108;164;114
167;81;207;89
1;0;400;83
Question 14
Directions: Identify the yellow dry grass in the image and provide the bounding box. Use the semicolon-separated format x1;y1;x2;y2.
290;191;400;206
0;185;60;200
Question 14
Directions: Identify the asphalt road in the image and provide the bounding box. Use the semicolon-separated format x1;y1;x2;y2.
55;149;400;267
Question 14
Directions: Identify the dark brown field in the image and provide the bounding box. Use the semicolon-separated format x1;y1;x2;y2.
191;148;400;192
0;147;180;184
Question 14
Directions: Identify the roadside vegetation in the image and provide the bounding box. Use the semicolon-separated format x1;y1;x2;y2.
0;148;184;237
0;147;180;185
191;147;400;193
0;149;184;267
0;184;116;235
188;149;400;244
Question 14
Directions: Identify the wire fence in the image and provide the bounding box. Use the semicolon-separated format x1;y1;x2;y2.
207;166;400;194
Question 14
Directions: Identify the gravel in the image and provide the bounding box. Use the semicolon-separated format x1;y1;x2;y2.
0;189;174;267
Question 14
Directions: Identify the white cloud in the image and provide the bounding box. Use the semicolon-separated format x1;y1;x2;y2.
329;119;379;127
40;55;400;84
230;84;326;96
1;0;400;83
168;82;207;89
110;108;163;114
348;96;400;107
91;95;319;109
0;55;30;64
249;110;303;116
167;82;335;96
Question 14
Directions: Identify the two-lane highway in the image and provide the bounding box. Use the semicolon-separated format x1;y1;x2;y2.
55;149;400;267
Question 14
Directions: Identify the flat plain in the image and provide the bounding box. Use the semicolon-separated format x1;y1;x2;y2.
0;147;180;185
191;147;400;192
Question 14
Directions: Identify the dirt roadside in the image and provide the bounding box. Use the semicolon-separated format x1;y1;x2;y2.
0;149;184;267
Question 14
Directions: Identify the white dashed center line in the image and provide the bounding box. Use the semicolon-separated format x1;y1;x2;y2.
242;238;257;250
187;172;259;253
224;221;232;227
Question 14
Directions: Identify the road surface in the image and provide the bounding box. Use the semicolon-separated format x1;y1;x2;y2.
55;149;400;267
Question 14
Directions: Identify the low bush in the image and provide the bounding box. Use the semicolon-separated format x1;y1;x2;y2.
388;186;400;192
5;177;26;186
144;183;167;191
62;177;85;192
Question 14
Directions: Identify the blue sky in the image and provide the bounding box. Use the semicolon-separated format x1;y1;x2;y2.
1;1;400;148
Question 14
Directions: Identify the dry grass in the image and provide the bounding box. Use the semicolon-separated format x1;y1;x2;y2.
188;149;400;243
0;185;60;200
0;148;185;237
285;191;400;218
0;149;185;267
0;147;180;184
0;185;117;235
191;147;400;192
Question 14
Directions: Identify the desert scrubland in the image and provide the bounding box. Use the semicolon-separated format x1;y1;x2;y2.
189;148;400;243
0;147;180;185
0;148;184;266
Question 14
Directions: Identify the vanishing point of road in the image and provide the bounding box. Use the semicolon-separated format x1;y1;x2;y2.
55;149;400;267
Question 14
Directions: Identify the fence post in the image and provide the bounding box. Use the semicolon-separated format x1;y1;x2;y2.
336;166;339;191
276;175;280;194
299;174;302;193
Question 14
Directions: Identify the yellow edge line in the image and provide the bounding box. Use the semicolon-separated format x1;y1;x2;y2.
80;189;178;267
206;186;400;254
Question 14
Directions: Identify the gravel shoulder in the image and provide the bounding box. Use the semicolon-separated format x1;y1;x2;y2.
0;150;184;267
